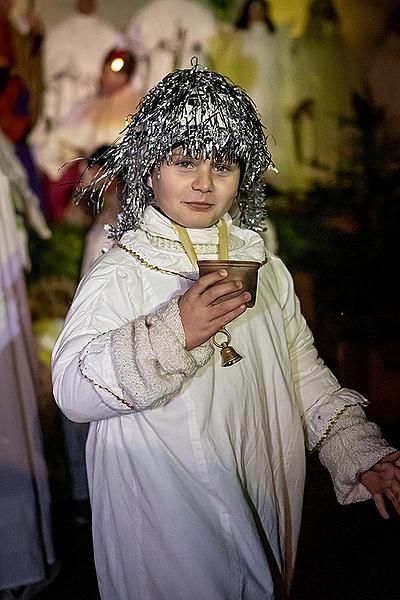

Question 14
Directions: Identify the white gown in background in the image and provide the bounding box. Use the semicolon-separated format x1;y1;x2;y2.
0;145;54;592
236;21;293;188
29;12;119;174
41;12;119;126
287;19;357;188
125;0;217;91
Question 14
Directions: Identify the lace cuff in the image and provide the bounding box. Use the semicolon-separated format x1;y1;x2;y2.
319;405;397;504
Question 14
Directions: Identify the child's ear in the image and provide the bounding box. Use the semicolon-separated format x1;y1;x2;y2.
147;174;153;188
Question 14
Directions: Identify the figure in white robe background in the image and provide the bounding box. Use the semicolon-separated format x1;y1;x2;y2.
235;1;291;162
124;0;217;91
0;131;55;598
29;0;119;184
36;48;142;184
286;0;359;189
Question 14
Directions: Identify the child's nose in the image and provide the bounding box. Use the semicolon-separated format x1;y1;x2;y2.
192;166;214;192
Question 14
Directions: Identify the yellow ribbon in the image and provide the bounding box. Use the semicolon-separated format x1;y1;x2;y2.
171;219;229;269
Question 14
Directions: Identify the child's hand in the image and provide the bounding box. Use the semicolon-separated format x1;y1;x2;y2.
358;450;400;519
179;269;251;351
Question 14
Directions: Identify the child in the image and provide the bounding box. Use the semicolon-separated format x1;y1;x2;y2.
52;64;400;600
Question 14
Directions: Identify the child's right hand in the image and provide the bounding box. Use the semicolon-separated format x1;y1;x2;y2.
178;269;251;351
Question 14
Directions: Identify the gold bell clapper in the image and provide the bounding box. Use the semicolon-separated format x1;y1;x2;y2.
212;328;242;367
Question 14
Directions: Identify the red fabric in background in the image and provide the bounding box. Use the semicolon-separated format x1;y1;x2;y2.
0;75;30;143
41;161;81;223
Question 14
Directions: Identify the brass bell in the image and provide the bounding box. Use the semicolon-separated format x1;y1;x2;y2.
212;328;243;367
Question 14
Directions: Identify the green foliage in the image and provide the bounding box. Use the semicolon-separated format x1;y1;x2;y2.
203;0;238;21
27;223;86;285
268;120;400;346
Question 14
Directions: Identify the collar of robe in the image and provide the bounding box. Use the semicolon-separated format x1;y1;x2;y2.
170;219;228;270
140;206;230;270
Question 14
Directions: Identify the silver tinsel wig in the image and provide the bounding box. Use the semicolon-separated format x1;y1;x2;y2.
76;59;276;239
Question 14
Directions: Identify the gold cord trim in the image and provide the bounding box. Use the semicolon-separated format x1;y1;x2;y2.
217;219;228;260
116;242;268;279
79;352;137;411
311;402;365;453
116;242;197;280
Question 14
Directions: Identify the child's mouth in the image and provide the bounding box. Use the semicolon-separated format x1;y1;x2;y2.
185;202;213;211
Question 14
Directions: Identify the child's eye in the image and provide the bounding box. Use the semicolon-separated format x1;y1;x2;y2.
213;163;232;173
176;160;195;169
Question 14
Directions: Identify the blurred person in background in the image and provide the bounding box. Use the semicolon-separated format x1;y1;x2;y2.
235;1;281;132
0;3;43;202
367;5;400;158
39;48;140;182
36;0;118;130
287;0;358;189
235;0;292;192
0;128;55;600
124;0;217;91
29;0;119;222
29;48;138;227
7;0;44;125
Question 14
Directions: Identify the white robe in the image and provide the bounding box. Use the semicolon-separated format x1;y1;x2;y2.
42;13;119;125
29;12;119;174
52;207;366;599
125;0;217;91
0;167;54;591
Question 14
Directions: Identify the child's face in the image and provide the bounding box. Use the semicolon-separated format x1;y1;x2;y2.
151;148;241;229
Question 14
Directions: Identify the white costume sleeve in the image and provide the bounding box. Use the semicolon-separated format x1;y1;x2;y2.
52;254;213;423
271;256;368;450
81;297;213;412
319;405;397;504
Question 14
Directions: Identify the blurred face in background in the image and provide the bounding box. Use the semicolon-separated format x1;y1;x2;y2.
99;51;135;95
100;62;129;95
77;0;95;14
248;1;267;24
